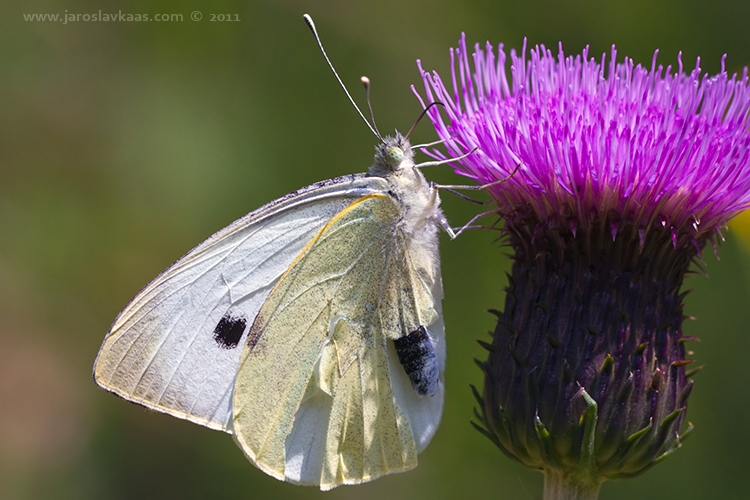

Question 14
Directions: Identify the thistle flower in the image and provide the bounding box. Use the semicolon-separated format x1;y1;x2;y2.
418;38;750;499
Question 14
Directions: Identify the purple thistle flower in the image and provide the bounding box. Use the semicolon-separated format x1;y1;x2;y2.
418;38;750;235
417;37;750;498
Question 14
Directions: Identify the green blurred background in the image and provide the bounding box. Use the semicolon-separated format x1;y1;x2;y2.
3;0;750;498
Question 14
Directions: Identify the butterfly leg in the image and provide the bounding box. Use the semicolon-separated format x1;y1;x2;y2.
411;137;452;150
440;187;484;205
414;147;478;169
450;209;501;238
434;162;521;192
425;182;457;239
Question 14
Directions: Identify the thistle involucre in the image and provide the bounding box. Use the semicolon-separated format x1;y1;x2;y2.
418;38;750;496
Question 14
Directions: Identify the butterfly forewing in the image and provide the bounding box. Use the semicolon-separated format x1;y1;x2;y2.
93;175;388;431
232;193;444;488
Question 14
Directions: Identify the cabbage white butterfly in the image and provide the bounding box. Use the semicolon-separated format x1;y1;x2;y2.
94;14;458;490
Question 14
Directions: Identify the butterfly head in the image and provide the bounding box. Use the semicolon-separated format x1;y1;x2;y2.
370;132;415;177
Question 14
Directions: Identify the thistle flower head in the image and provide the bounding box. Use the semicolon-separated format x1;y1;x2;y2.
417;38;750;490
418;37;750;242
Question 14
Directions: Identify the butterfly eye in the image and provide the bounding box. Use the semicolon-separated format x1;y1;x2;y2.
384;146;405;167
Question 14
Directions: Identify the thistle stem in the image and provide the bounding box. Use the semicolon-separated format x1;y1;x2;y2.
543;469;602;500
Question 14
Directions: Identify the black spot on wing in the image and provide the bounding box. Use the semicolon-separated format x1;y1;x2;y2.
213;313;247;349
394;326;439;396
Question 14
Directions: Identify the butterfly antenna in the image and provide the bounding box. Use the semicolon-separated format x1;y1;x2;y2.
303;14;380;140
404;101;444;141
360;76;383;141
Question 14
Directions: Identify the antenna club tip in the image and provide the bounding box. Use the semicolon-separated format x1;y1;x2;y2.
360;76;371;85
302;13;380;141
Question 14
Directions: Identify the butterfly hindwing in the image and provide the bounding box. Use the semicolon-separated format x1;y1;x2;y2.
93;175;389;431
232;193;444;489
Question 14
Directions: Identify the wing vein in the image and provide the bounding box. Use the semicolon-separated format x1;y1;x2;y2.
112;220;323;400
256;222;382;332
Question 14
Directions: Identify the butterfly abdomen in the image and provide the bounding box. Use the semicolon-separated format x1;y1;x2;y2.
393;326;439;396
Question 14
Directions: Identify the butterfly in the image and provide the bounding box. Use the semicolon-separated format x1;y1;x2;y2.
93;14;458;490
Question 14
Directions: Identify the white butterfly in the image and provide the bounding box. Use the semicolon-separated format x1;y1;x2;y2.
94;15;458;490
